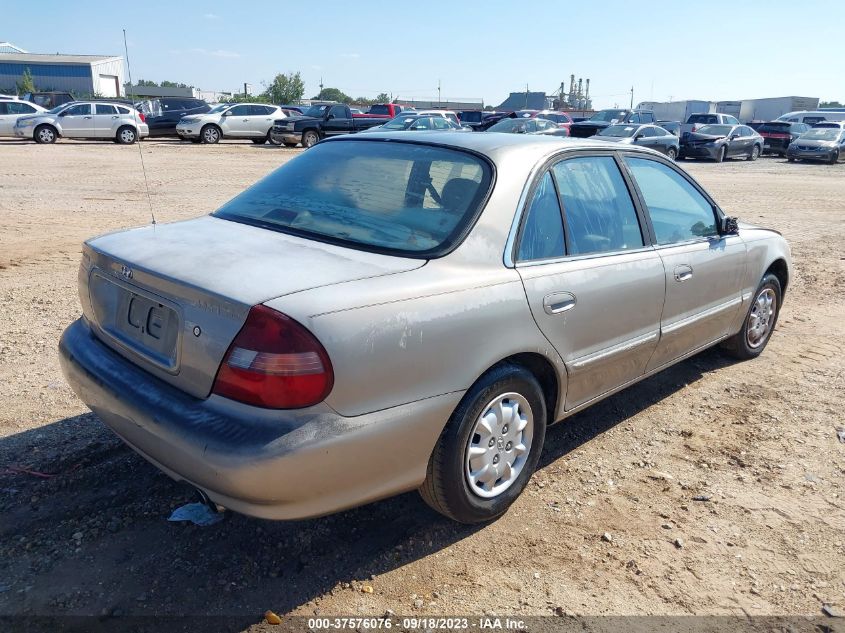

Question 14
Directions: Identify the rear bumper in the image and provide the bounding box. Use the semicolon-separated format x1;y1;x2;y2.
59;318;462;520
761;139;788;153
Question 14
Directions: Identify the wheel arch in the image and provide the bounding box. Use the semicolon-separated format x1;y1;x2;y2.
765;258;789;296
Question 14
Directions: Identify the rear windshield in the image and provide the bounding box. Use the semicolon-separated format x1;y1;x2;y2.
688;114;717;124
799;128;841;141
697;124;733;136
590;110;627;122
213;140;493;257
757;122;791;133
368;105;390;115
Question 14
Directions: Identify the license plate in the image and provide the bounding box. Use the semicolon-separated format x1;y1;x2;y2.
89;272;181;371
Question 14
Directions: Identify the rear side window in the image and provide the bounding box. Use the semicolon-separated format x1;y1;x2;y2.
625;157;717;244
0;103;7;114
96;104;117;115
6;102;36;114
517;172;565;261
213;140;493;257
552;156;643;256
116;106;130;114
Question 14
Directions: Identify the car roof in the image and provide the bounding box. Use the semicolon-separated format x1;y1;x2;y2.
322;130;663;165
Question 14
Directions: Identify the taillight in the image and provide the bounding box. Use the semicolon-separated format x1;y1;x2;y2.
137;112;146;123
212;305;333;409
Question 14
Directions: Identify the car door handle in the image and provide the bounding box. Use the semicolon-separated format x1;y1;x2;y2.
543;292;577;315
83;116;92;119
112;115;119;119
674;265;693;282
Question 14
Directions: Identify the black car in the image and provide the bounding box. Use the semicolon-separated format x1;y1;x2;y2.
569;109;656;138
596;124;681;159
138;97;211;137
681;124;763;162
756;121;811;156
657;120;681;136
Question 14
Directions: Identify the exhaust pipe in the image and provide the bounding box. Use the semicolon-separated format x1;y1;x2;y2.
194;487;226;514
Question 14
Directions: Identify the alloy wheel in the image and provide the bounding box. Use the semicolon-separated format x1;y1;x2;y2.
746;288;776;349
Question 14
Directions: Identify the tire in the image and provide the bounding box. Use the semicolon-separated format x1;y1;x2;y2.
715;146;727;163
34;124;57;144
116;126;137;145
665;147;677;160
787;157;796;163
722;273;782;360
251;138;266;144
747;144;760;161
302;130;320;148
201;124;221;144
830;151;839;165
418;364;547;524
283;142;298;148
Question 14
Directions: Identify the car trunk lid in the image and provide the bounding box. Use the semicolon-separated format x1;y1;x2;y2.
81;215;423;398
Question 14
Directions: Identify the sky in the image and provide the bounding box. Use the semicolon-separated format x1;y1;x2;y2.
4;0;845;108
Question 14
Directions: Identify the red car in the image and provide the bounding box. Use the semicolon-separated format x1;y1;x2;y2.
533;110;573;134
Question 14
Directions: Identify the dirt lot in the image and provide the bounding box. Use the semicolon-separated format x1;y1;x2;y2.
0;138;843;626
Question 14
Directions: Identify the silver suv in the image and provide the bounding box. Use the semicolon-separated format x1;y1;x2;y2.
176;103;285;144
14;101;149;144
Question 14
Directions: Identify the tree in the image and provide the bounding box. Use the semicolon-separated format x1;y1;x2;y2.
136;79;159;87
375;92;390;103
820;101;843;108
262;72;305;105
16;67;35;94
220;92;270;104
312;87;351;103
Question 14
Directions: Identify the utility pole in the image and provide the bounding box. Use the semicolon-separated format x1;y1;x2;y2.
630;86;634;109
319;77;324;98
243;82;249;96
438;79;441;107
524;83;529;109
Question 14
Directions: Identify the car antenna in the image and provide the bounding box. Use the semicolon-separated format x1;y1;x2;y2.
123;28;156;227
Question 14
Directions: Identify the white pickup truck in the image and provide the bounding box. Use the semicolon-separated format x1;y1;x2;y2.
680;112;741;138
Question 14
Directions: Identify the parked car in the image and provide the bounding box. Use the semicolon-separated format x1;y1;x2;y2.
569;109;656;138
755;121;810;156
176;103;285;144
415;109;461;126
776;110;845;126
485;117;560;134
680;124;763;162
786;127;845;164
59;133;791;524
680;113;740;139
349;108;364;115
136;97;210;137
813;120;845;129
457;110;488;129
0;99;46;137
363;103;412;118
13;101;149;144
361;115;468;133
474;112;512;131
657;120;681;136
596;124;680;159
270;103;388;147
534;110;574;132
22;91;74;109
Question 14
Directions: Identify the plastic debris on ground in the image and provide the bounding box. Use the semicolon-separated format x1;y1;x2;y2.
167;502;223;526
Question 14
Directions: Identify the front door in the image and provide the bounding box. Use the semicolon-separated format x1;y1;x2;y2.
621;154;746;371
220;104;252;137
323;105;351;136
516;155;665;411
59;103;93;137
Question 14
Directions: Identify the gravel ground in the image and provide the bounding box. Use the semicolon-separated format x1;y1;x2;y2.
0;138;843;627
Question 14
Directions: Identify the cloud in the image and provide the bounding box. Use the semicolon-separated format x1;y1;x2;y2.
191;48;241;58
203;13;220;19
340;53;360;59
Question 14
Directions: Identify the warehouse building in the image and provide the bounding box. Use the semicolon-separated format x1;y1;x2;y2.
0;43;126;97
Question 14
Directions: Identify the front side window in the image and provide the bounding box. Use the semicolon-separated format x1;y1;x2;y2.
625;157;717;245
517;172;565;261
328;105;347;119
64;104;92;116
552;156;643;256
228;105;250;116
213;140;492;256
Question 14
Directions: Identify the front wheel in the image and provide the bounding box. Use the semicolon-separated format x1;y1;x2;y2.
747;144;760;161
34;124;57;144
787;157;796;163
715;146;727;163
301;130;320;148
722;273;782;360
116;126;137;145
419;364;547;524
830;151;840;165
201;124;221;144
665;147;677;160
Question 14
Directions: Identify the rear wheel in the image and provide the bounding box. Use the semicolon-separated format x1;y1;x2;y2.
830;151;840;165
34;124;57;144
787;157;796;163
201;124;221;144
747;144;760;161
302;130;320;148
251;138;266;144
116;126;137;145
722;273;781;360
715;146;727;163
419;364;547;524
665;147;677;160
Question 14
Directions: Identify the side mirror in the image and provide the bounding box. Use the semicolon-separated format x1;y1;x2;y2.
58;110;68;117
720;216;739;235
633;134;644;141
327;114;335;120
222;110;231;116
729;133;739;140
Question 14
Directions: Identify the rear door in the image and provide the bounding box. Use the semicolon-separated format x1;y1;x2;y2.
59;103;93;137
249;105;276;136
621;154;746;371
516;153;665;410
0;102;10;135
93;103;120;137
